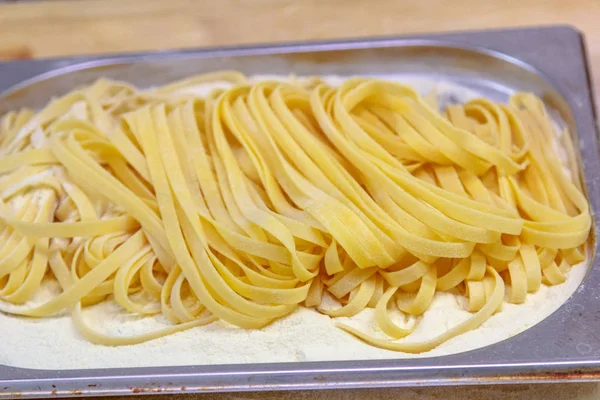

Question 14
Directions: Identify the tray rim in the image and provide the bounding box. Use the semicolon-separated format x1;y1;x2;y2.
0;24;599;397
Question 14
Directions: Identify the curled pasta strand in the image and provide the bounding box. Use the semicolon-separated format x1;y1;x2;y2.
0;73;590;352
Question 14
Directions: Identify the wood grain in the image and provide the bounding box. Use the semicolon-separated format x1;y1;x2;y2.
0;0;599;93
0;45;32;60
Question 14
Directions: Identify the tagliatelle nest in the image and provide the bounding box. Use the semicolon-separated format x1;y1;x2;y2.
0;72;591;352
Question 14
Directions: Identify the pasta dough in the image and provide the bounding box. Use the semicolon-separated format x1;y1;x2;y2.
0;72;591;352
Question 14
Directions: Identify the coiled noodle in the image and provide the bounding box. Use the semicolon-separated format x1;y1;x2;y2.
0;73;590;352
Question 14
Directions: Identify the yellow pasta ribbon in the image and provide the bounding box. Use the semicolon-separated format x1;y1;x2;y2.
0;73;590;353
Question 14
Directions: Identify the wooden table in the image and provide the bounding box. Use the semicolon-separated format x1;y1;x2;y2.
0;0;599;399
1;0;600;94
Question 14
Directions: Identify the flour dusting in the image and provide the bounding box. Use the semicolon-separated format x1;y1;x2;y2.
0;75;588;370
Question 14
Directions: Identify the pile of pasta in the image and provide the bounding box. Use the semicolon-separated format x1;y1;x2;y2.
0;72;591;352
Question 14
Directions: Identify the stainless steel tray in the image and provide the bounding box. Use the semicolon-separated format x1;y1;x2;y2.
0;25;598;398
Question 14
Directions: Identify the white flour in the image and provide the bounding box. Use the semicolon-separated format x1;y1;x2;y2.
0;75;589;370
0;261;588;370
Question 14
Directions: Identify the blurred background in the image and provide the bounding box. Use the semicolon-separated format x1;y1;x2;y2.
1;0;598;96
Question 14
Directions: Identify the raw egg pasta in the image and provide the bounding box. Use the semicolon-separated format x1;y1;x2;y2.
0;73;591;352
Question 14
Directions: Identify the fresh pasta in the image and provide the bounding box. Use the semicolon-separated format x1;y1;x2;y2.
0;72;591;352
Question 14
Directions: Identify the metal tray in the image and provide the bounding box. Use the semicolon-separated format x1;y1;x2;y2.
0;25;599;398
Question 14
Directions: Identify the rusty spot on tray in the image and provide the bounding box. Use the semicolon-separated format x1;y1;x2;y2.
461;369;600;383
180;386;187;391
50;390;57;396
129;387;167;394
518;370;600;381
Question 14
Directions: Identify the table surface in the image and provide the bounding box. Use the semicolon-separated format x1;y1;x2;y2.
0;0;599;399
